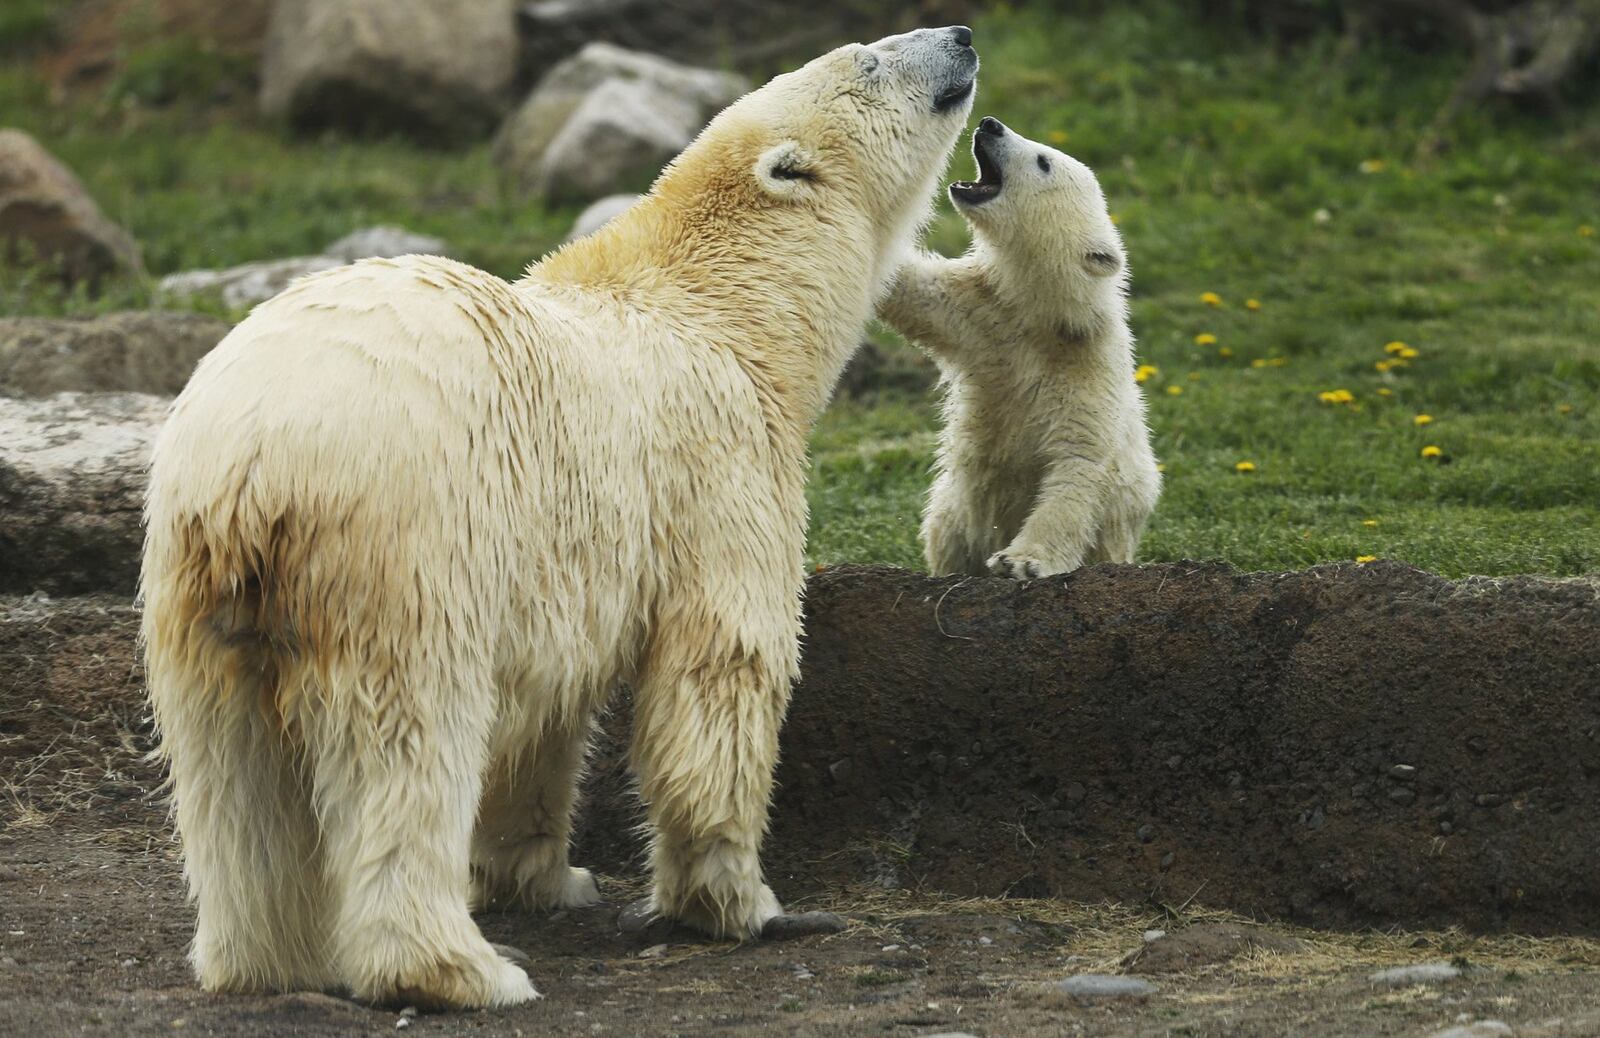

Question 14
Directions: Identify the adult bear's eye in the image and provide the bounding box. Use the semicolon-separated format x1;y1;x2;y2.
1037;155;1051;174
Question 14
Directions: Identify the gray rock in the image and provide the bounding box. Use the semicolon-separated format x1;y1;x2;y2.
158;255;343;309
1369;962;1462;985
0;129;142;286
494;43;747;200
1053;974;1157;999
565;194;641;241
535;78;700;203
261;0;518;143
0;392;167;595
324;226;446;262
1429;1022;1513;1038
0;311;229;397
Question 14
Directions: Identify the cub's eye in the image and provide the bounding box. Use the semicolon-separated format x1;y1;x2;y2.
1037;155;1052;174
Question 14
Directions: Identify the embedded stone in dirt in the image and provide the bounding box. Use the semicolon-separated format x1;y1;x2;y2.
1124;922;1307;974
1051;974;1157;1000
0;394;165;596
1370;962;1464;985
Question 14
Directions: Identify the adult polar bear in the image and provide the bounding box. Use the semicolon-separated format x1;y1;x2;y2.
141;28;978;1010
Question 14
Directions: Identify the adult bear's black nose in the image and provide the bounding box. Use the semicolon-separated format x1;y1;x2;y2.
978;116;1005;136
950;25;973;48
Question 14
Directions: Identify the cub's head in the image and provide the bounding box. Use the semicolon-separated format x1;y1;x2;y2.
950;117;1126;290
656;27;978;275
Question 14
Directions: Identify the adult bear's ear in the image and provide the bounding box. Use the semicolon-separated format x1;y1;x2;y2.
755;141;821;198
1083;243;1123;277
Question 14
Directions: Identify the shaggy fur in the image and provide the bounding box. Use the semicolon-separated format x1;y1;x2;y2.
141;29;977;1009
880;119;1160;579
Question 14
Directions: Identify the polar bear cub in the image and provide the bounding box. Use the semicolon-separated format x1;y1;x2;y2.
880;117;1160;579
141;28;978;1010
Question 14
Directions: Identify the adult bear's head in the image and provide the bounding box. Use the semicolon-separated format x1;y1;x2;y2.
650;26;978;288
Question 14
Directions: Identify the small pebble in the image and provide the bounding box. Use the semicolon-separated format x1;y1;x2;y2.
395;1019;410;1031
1055;974;1157;999
1389;787;1417;806
1142;929;1166;943
1136;824;1155;843
1369;962;1462;985
881;944;900;952
1390;764;1417;781
638;944;670;959
1428;1022;1513;1038
977;936;992;946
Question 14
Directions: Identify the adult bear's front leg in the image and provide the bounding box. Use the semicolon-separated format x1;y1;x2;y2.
630;637;789;938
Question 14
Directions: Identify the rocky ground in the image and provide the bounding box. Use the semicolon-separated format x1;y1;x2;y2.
3;581;1600;1036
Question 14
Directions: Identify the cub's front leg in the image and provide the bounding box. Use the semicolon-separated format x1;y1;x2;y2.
987;458;1107;579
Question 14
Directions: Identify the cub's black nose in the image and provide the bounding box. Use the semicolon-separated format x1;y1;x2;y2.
978;116;1005;135
950;25;973;47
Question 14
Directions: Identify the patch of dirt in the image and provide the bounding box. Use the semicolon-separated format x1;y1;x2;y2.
5;569;1600;1035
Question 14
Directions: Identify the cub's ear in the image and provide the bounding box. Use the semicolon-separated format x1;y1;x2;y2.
1083;244;1123;277
755;141;821;198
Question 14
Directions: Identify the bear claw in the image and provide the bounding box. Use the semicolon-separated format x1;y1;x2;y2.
987;552;1042;580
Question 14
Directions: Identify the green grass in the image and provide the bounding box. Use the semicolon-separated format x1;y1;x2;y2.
809;4;1600;577
1;3;1596;577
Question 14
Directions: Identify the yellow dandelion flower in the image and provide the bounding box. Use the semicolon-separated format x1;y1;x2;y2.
1166;385;1184;396
1377;388;1393;397
1355;555;1377;564
1048;129;1070;145
1194;332;1218;346
1384;341;1409;354
1359;158;1386;174
1398;347;1420;359
1580;225;1595;237
1413;414;1433;426
1218;346;1234;358
1421;445;1442;459
1200;291;1223;307
1362;519;1378;528
1317;388;1355;405
1245;298;1262;311
1135;364;1159;383
1558;403;1574;414
1235;460;1256;473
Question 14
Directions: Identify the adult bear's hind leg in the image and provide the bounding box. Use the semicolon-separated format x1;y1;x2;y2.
472;708;602;912
146;622;333;995
307;649;539;1009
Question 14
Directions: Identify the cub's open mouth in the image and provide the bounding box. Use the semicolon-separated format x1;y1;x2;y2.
949;130;1002;205
934;77;975;113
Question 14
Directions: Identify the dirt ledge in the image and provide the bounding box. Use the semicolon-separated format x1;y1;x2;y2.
4;560;1599;939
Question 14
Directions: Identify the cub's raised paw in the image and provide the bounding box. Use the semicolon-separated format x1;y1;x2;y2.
987;551;1043;580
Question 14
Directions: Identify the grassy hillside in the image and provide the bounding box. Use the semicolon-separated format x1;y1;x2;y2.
811;5;1600;577
2;3;1596;576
